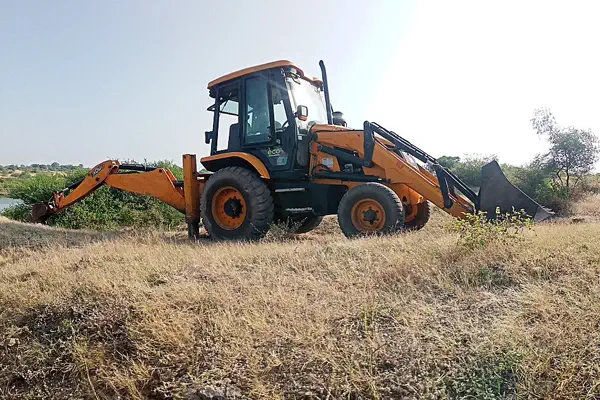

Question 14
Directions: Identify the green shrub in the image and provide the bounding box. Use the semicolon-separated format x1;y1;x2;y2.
1;163;184;230
1;203;31;221
504;156;570;213
445;349;522;399
6;171;84;205
438;153;582;214
438;154;497;188
447;209;533;250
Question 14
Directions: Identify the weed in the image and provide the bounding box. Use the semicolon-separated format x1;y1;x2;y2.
447;209;533;250
445;349;522;399
264;219;302;241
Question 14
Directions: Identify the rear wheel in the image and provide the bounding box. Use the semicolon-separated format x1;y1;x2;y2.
337;183;405;238
201;167;274;240
404;201;432;231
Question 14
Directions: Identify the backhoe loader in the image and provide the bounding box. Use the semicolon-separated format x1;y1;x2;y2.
32;60;552;239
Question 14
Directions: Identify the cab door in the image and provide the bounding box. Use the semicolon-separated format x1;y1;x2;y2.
241;71;297;174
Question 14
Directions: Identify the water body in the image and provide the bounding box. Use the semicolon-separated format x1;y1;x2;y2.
0;198;22;212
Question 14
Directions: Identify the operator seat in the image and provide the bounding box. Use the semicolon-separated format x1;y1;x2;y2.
227;123;241;151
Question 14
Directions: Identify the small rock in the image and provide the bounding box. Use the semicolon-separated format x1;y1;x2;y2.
196;387;226;400
187;383;243;399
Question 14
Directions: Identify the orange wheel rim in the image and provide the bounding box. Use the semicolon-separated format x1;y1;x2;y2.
350;198;386;232
211;186;247;230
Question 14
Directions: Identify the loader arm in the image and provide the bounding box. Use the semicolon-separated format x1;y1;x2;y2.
311;129;473;219
32;159;193;223
310;121;552;221
365;122;551;220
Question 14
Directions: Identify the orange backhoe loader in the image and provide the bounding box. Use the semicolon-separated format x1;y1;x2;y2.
32;60;552;239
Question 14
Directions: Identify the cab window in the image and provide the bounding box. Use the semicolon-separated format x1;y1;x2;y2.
244;77;272;145
272;88;287;131
216;95;239;151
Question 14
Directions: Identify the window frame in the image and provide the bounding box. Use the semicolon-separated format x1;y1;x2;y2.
210;81;241;155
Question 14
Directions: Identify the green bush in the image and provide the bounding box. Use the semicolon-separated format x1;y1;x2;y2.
1;162;184;230
438;154;497;188
2;204;31;221
447;209;533;250
6;171;84;205
438;154;578;214
445;349;522;399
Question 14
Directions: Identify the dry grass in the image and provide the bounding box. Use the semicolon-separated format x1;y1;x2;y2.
1;200;600;399
572;193;600;218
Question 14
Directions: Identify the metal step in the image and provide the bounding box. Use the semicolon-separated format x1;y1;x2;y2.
285;207;313;214
275;188;306;193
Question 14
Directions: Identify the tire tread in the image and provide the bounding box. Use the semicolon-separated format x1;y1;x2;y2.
404;201;432;231
201;166;274;240
337;183;404;237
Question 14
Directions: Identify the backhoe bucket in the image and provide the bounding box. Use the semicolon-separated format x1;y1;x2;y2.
32;201;53;223
478;161;553;222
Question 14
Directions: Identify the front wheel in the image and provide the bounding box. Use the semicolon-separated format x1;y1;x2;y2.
337;183;405;238
201;167;274;240
404;201;432;231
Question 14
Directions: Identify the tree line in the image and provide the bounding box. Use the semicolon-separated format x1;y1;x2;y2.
0;163;85;173
438;108;599;213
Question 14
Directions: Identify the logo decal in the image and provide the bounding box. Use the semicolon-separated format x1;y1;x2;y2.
267;147;282;157
322;157;334;168
92;166;103;177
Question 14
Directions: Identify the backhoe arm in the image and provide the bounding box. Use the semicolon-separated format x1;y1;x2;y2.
32;160;186;223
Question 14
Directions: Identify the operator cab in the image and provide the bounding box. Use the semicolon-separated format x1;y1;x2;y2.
205;60;329;178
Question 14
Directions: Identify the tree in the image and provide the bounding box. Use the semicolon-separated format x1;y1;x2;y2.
531;108;600;193
437;154;497;188
437;156;461;169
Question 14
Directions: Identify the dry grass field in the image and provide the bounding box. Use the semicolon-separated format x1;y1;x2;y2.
1;201;600;399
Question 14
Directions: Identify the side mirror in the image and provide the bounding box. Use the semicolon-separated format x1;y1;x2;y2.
205;131;215;144
296;105;308;121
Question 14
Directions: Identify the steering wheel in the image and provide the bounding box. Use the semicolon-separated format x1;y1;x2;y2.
278;119;290;131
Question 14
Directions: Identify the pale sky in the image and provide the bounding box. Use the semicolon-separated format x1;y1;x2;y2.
1;0;599;168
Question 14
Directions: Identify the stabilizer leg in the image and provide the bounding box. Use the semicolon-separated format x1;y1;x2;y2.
183;154;201;240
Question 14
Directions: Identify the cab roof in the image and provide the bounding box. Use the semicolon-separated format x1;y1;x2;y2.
207;60;322;89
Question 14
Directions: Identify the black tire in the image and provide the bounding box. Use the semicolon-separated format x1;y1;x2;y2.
201;167;274;240
294;215;323;234
337;183;404;238
404;201;432;231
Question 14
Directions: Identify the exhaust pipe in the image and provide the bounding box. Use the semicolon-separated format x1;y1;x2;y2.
319;60;333;125
478;161;553;222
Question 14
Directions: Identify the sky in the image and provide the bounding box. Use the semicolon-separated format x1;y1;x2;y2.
1;0;599;168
